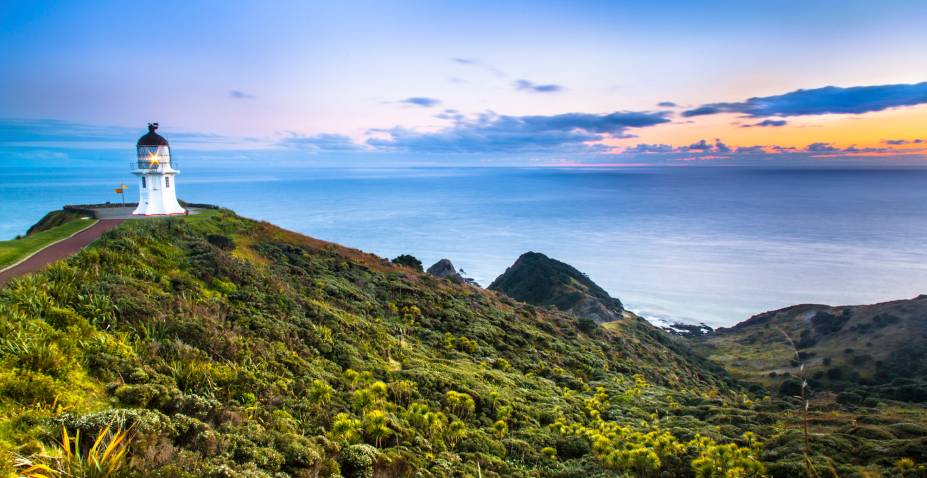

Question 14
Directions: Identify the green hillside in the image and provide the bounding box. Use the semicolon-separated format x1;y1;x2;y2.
692;297;927;405
0;209;925;477
0;214;95;269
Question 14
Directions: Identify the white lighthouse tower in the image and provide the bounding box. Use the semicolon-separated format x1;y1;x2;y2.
132;123;186;216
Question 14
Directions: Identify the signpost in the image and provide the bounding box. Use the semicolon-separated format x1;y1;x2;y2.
115;184;127;206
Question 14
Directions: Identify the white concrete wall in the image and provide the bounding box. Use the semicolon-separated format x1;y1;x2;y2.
132;166;186;215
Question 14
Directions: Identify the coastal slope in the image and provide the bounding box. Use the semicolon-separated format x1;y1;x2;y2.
692;295;927;404
0;209;925;477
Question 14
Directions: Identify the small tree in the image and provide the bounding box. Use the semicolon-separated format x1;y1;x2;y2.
364;409;391;447
391;254;423;272
445;391;476;418
493;419;508;439
332;413;362;443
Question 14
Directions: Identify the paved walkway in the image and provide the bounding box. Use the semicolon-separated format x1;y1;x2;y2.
0;219;124;286
90;206;200;220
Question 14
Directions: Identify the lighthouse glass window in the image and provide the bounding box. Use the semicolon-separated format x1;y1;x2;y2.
137;145;169;169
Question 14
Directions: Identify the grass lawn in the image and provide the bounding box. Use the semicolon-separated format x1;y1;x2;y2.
0;217;97;269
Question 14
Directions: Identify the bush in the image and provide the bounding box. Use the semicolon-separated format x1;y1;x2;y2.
340;444;379;478
778;379;802;397
206;234;234;250
391;255;423;272
836;391;862;406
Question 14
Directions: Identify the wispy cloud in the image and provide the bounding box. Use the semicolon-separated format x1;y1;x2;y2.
278;133;364;152
367;110;671;153
450;57;506;77
514;79;564;93
683;81;927;117
657;101;678;107
399;97;442;108
228;90;256;99
882;138;924;145
611;139;919;166
742;119;787;128
806;142;839;153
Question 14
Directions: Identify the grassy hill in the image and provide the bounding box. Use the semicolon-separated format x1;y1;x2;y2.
0;212;95;269
0;209;925;477
692;296;927;406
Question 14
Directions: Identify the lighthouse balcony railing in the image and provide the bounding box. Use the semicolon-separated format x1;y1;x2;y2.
130;161;177;170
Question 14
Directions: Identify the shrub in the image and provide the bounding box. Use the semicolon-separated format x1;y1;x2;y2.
340;444;379;478
390;255;423;272
206;234;234;250
778;379;802;397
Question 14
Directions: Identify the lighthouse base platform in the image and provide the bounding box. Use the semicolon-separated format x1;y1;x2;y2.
62;204;204;220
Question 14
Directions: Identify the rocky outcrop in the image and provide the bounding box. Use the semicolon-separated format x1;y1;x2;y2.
427;258;479;286
489;252;624;323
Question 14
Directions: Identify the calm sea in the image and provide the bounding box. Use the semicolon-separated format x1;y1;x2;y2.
3;163;927;328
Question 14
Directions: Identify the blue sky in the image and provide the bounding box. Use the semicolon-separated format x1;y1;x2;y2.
1;0;926;166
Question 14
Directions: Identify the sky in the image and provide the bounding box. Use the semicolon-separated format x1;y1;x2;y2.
1;0;926;167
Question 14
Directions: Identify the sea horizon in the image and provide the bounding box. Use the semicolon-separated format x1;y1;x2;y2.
4;162;926;329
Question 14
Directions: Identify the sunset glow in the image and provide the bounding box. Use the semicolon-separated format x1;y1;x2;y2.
1;0;925;167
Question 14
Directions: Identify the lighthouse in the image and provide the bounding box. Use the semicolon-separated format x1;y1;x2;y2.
132;123;186;216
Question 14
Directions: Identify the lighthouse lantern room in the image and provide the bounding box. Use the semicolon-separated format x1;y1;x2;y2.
132;123;186;216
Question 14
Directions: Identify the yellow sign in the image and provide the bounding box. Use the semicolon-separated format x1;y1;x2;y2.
115;188;123;194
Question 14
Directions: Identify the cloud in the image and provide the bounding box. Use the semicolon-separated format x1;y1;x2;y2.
0;118;232;148
400;97;442;108
844;145;890;153
657;101;677;107
434;109;465;121
683;81;927;118
609;138;926;167
742;119;787;128
882;138;924;145
0;118;133;144
805;142;839;153
514;79;564;93
368;110;671;153
625;143;675;153
450;57;505;77
682;106;723;117
278;133;363;152
228;90;256;99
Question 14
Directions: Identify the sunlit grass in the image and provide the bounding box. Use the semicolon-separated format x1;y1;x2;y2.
13;425;130;478
0;218;96;269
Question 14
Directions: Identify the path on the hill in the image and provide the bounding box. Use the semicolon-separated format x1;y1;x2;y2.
0;219;124;286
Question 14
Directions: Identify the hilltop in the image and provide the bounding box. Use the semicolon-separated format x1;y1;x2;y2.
0;209;925;477
691;296;927;405
489;252;624;324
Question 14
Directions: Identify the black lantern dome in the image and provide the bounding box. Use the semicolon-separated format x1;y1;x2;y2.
135;122;171;169
137;122;169;147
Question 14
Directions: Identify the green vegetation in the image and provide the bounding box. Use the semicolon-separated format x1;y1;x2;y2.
692;298;927;404
25;210;89;237
390;254;423;272
14;425;130;478
0;214;95;268
489;251;624;323
0;209;925;476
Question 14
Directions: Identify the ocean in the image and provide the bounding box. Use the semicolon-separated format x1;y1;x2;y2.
3;163;927;328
